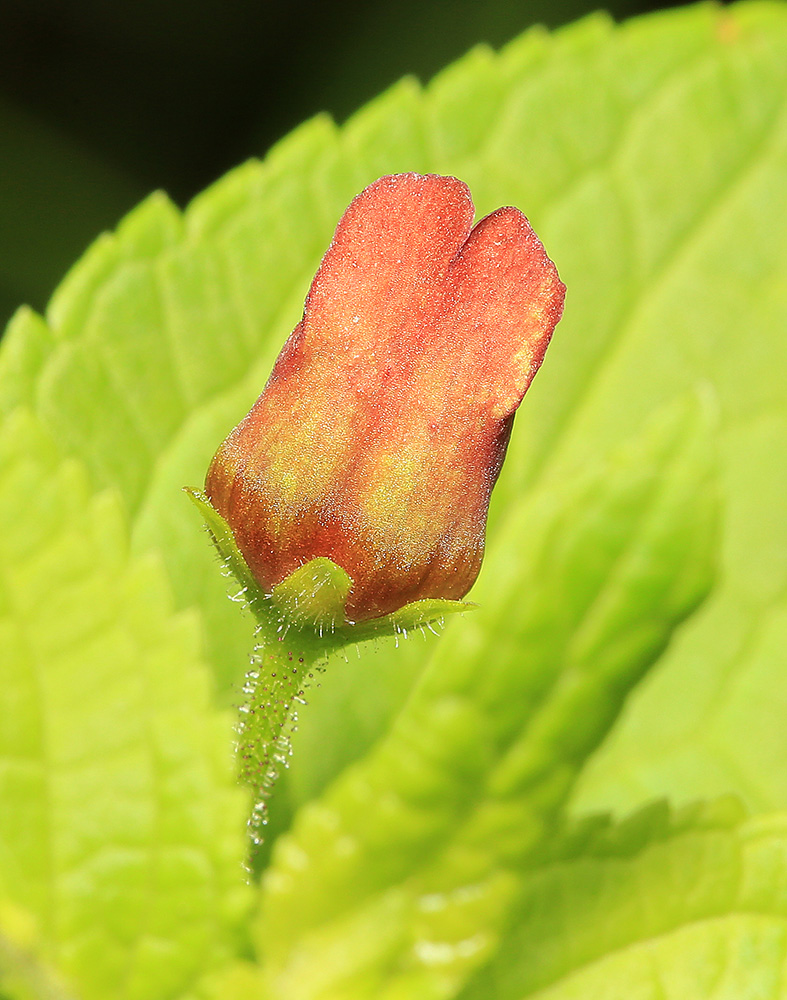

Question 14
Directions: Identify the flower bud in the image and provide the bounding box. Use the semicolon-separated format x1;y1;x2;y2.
205;173;565;622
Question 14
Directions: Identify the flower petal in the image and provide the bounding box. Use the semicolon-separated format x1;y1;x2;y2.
205;174;565;621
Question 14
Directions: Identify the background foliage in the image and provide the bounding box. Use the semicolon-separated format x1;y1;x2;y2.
1;2;787;998
0;0;686;332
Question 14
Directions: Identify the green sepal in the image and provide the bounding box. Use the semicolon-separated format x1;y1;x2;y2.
270;557;352;631
184;486;264;609
348;596;477;644
185;488;474;650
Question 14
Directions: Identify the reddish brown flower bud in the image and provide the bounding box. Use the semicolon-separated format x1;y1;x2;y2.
205;173;564;622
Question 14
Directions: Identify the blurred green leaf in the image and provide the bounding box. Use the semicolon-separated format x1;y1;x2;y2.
458;803;787;1000
0;898;76;1000
0;411;249;999
0;2;786;998
1;3;784;812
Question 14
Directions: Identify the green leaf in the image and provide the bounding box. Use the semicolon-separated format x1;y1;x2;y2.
2;3;785;816
293;0;787;818
252;394;718;998
0;411;250;1000
0;899;77;1000
1;2;787;997
457;802;787;1000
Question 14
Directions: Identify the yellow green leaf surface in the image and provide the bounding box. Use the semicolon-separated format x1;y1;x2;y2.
1;3;787;997
0;413;249;999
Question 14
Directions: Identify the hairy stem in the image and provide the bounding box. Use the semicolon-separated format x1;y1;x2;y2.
237;627;323;843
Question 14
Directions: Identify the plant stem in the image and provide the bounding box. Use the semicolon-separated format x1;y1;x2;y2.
236;626;323;843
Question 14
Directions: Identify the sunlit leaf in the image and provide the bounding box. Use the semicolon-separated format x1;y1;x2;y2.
0;412;249;1000
1;3;786;997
